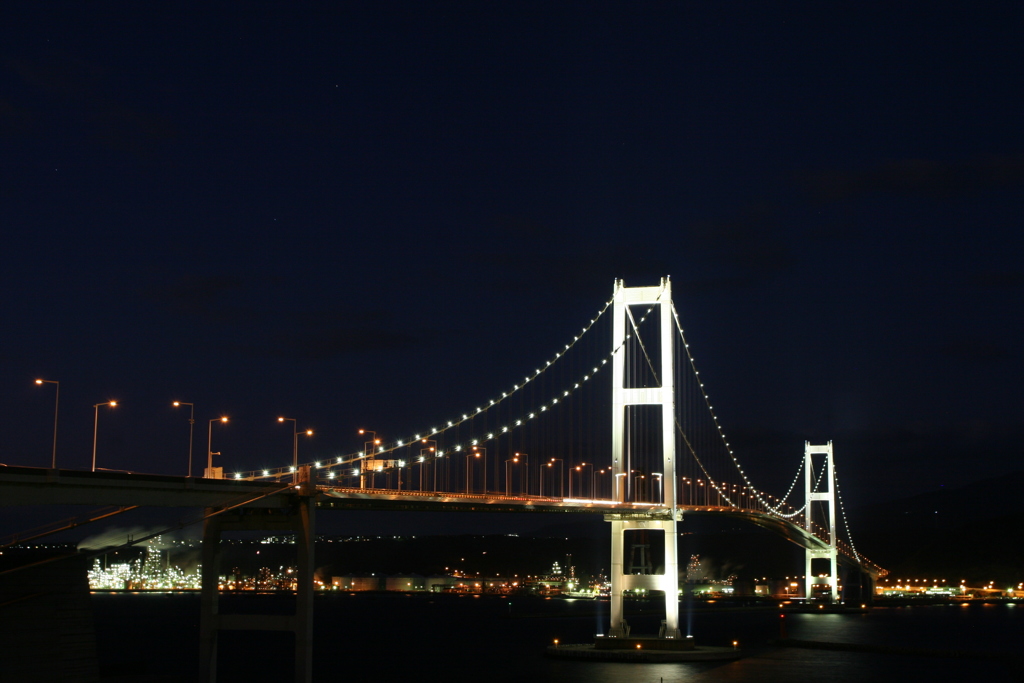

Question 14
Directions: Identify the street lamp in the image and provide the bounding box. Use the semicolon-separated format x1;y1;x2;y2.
570;462;593;498
503;454;528;497
207;416;229;477
35;379;59;468
651;472;664;504
505;453;527;496
634;473;646;502
172;401;195;476
593;468;608;500
467;446;486;494
280;417;313;482
514;452;529;495
549;458;564;498
91;401;117;472
540;459;564;498
358;429;381;489
419;439;436;492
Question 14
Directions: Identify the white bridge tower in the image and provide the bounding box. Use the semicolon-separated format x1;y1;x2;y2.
606;278;682;639
804;441;839;602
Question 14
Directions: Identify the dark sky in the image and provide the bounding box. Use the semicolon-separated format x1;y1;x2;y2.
2;3;1022;537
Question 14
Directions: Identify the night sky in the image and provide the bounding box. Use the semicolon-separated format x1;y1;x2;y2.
2;3;1022;537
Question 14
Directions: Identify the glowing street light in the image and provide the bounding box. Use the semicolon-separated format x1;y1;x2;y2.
35;379;59;468
593;468;607;500
466;446;486;494
358;429;381;489
91;401;117;472
280;417;313;482
651;472;664;504
207;416;229;477
549;458;564;498
540;459;564;498
172;401;195;476
570;462;593;498
506;452;527;496
419;439;436;492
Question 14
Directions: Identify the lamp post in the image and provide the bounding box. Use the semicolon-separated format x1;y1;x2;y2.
467;446;486;494
541;459;563;497
505;453;527;496
419;439;436;492
280;417;313;483
358;429;380;489
172;402;195;476
549;458;564;498
593;468;607;500
91;401;117;472
651;472;664;504
35;379;59;468
570;462;593;498
206;416;228;477
514;452;528;495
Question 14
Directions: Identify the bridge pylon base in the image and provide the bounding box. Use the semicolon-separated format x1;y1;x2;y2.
607;620;631;638
606;514;681;640
659;621;682;639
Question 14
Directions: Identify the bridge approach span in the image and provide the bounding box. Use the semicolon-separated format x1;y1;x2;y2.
0;466;291;509
1;466;869;575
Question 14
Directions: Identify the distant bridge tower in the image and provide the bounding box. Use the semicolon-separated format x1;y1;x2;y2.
606;278;682;639
804;441;839;602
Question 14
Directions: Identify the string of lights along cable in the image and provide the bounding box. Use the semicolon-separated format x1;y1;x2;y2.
168;281;879;573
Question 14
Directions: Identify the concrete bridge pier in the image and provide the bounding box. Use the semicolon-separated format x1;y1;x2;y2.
200;467;316;683
606;514;681;640
840;564;876;605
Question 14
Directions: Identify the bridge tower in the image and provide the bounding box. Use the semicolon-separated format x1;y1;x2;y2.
803;441;839;602
606;278;682;639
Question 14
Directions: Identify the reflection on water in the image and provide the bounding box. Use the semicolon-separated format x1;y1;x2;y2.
91;594;1021;682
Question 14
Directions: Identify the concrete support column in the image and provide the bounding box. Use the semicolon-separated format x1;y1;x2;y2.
608;519;628;637
199;511;223;683
294;488;315;683
661;517;681;638
606;516;680;638
198;467;316;683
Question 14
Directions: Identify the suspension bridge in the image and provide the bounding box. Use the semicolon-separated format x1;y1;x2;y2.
1;277;883;682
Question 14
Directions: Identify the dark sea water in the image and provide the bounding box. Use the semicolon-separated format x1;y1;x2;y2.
92;593;1021;682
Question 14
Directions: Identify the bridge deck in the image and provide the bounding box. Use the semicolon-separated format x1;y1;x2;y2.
0;466;877;576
